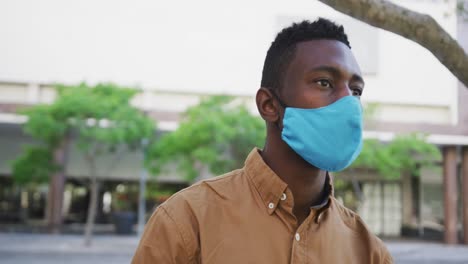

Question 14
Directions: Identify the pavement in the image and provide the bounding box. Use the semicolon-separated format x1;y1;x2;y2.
0;233;137;264
1;233;468;263
386;241;468;264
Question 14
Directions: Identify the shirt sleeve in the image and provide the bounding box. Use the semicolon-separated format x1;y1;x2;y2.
131;206;196;264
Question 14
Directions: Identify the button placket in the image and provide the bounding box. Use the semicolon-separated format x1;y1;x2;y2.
280;193;287;201
295;233;300;241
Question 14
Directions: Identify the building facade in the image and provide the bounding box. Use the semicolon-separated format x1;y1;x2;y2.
1;0;467;243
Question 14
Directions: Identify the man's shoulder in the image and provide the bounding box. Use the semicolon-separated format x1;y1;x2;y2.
196;168;245;188
331;197;380;239
330;197;361;221
139;171;248;263
330;197;392;262
160;168;245;213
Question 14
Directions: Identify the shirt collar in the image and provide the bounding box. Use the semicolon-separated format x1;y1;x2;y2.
244;148;334;215
244;148;288;215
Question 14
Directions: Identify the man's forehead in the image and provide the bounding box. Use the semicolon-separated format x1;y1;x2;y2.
294;39;362;76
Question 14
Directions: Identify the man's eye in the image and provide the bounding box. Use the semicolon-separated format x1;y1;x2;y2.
316;79;331;88
352;88;363;96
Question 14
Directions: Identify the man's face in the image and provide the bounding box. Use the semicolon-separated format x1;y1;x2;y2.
279;40;364;109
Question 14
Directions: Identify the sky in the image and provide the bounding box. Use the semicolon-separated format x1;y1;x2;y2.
0;0;459;101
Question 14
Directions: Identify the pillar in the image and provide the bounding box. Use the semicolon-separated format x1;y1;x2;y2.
462;147;468;244
401;172;415;228
443;146;458;244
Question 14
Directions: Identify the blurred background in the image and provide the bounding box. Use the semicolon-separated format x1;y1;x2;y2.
1;0;468;263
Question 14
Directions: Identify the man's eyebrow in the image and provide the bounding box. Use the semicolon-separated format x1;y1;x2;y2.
308;65;365;86
351;74;365;87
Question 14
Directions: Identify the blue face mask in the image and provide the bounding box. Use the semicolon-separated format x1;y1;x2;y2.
277;95;363;172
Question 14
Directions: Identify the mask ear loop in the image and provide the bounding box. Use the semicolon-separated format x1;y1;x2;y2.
268;89;287;130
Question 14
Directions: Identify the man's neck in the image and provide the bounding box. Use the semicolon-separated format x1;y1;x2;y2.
261;135;327;225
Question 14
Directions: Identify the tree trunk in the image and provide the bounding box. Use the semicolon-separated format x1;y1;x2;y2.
46;134;71;233
318;0;468;88
84;156;99;247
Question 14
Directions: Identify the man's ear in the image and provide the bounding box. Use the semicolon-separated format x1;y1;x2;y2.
256;87;281;123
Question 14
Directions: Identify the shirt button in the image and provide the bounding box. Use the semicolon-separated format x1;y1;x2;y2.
268;202;274;209
280;193;287;201
295;233;300;241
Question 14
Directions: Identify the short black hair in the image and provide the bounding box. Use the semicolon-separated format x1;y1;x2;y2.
260;18;351;91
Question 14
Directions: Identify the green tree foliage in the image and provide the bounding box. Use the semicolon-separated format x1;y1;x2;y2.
11;83;156;245
350;133;441;180
21;104;67;146
11;146;58;185
147;95;265;181
12;83;155;184
55;83;155;152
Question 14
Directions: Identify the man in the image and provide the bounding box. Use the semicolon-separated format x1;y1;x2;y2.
132;18;393;263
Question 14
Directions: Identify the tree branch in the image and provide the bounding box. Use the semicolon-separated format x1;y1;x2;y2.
319;0;468;88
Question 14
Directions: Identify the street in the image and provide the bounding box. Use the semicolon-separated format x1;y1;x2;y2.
1;233;468;263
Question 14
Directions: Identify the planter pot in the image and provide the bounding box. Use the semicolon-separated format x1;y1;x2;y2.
112;211;136;234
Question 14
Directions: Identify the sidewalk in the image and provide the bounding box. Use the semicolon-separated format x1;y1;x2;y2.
0;233;138;264
386;240;468;264
1;233;468;264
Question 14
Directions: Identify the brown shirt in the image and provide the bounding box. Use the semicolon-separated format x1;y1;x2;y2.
132;148;393;264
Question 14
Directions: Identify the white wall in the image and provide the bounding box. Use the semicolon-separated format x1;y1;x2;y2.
0;0;459;123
